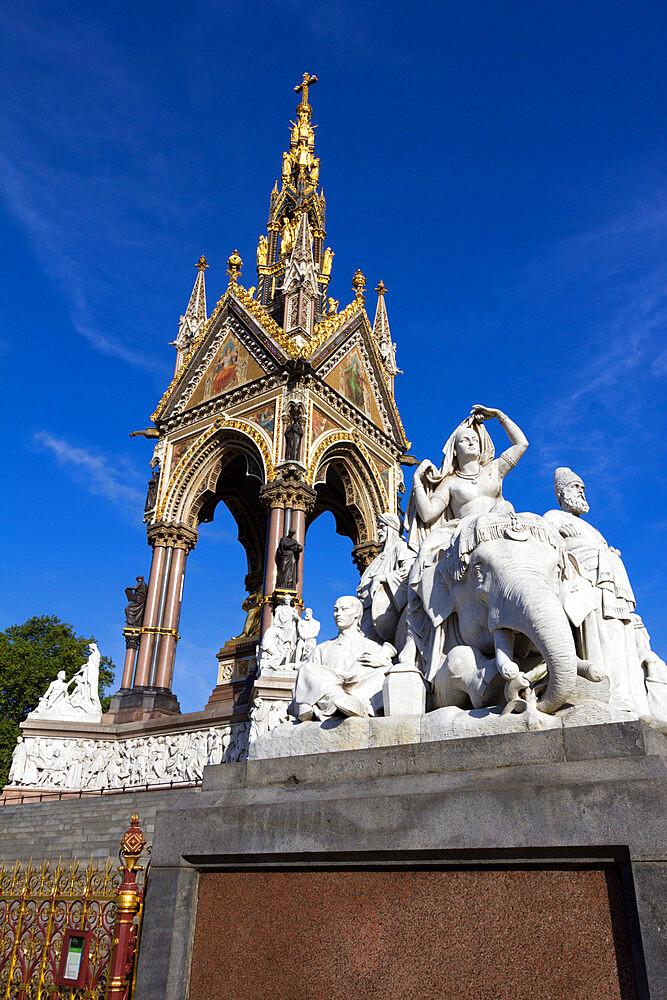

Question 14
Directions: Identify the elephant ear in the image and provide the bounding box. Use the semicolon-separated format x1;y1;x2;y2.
423;559;455;628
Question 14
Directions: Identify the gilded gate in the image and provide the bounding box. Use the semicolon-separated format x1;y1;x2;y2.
0;816;146;1000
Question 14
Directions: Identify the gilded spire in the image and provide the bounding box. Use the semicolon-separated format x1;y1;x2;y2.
172;256;208;359
259;74;327;314
283;212;318;297
373;280;399;377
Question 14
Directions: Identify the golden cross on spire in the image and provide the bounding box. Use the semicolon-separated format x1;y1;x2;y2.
294;72;318;106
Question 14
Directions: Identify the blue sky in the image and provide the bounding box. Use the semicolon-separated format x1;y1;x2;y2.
1;1;665;713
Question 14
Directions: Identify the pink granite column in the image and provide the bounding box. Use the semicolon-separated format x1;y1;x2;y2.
260;506;284;636
133;543;167;687
293;508;306;604
153;547;188;691
120;644;138;690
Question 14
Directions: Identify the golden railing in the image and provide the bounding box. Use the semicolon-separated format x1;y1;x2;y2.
0;816;147;1000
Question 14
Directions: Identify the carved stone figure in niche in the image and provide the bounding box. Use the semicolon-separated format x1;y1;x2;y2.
257;596;298;672
125;576;148;628
292;596;395;721
358;513;415;650
144;466;159;518
233;589;262;639
296;608;321;662
276;528;303;590
284;403;304;462
544;468;649;716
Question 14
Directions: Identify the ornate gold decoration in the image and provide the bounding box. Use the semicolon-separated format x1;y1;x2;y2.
0;855;123;999
321;247;334;276
227;250;243;284
156;416;276;524
151;289;230;421
120;814;147;873
375;279;386;296
197;254;209;272
327;297;339;315
352;268;366;303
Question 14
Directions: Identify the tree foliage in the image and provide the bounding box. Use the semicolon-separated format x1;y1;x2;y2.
0;615;116;787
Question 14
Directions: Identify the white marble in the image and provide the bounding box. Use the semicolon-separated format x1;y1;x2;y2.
544;467;649;718
292;596;394;721
295;609;320;662
27;644;103;723
257;596;299;673
358;513;414;650
7;722;249;791
382;663;426;716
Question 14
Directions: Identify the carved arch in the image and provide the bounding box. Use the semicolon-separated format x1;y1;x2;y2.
160;424;268;588
308;437;386;547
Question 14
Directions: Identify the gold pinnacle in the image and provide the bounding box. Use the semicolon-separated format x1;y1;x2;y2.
375;280;387;296
197;255;209;271
227;250;243;284
352;268;366;301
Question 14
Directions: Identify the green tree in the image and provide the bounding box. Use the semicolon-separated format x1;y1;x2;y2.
0;616;116;787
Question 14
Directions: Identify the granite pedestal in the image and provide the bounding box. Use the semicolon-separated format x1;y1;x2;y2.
133;721;666;1000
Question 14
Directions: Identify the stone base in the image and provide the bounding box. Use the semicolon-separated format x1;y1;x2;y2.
133;721;666;1000
249;701;639;760
103;687;181;723
206;638;257;713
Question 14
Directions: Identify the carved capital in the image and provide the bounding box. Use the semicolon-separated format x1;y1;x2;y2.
351;540;380;574
123;629;142;651
259;463;317;513
147;521;198;552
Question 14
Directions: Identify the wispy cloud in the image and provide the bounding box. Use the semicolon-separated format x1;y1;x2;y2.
531;191;667;498
0;6;198;377
34;431;144;512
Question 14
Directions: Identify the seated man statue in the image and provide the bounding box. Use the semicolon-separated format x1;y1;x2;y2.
292;596;395;721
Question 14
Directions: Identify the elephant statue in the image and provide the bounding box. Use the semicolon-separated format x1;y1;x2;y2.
412;510;602;714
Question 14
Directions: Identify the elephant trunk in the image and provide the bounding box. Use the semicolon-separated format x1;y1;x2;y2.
492;575;577;714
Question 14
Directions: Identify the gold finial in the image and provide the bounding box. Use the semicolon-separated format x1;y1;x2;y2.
197;254;209;272
294;72;318;107
352;268;366;303
227;250;243;284
120;814;147;873
375;279;387;296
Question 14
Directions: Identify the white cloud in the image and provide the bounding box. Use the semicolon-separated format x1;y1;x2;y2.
34;431;144;512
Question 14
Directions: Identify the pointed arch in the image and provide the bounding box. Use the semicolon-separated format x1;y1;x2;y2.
307;435;386;547
159;421;270;586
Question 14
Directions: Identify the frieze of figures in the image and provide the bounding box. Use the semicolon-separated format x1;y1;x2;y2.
8;723;249;791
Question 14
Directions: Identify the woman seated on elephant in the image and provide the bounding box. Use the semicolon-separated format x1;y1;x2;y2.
402;405;529;680
406;404;528;551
